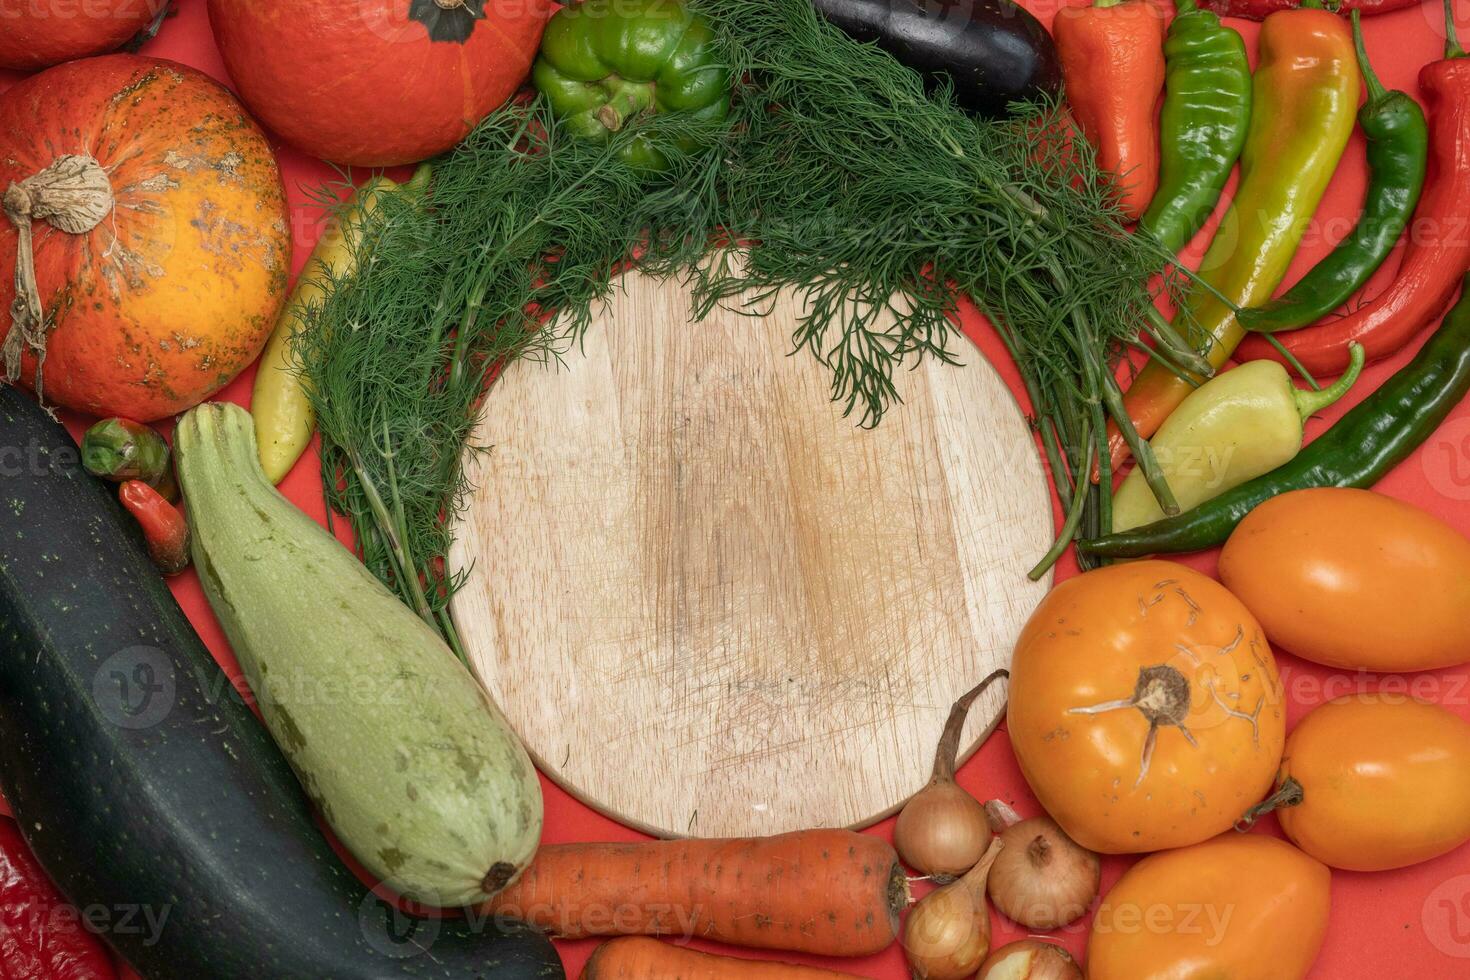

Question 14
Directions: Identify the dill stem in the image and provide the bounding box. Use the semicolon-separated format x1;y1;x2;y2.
349;445;437;629
1144;307;1213;376
1030;432;1095;580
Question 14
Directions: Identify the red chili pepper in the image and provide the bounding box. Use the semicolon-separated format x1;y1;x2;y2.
118;480;190;576
1202;0;1421;19
0;817;116;980
1054;0;1167;221
1237;1;1470;375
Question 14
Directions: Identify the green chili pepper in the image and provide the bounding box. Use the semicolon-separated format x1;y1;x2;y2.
1138;0;1252;255
81;417;177;501
1237;11;1429;334
1082;272;1470;557
1110;342;1365;531
532;0;731;171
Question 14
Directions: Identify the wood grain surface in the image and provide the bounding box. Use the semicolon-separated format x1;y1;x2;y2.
449;268;1054;837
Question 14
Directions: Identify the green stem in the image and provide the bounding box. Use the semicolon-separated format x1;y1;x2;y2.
349;446;436;629
1448;0;1466;60
1263;332;1322;390
1236;776;1305;831
1294;342;1365;418
1352;11;1388;103
1030;433;1096;580
1173;0;1198;11
1143;307;1214;377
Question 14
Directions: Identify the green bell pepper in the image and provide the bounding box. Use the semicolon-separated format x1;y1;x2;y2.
532;0;731;171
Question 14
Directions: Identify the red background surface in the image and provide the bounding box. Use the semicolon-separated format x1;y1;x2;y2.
4;0;1470;976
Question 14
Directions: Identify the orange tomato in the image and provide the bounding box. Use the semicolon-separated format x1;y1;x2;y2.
1087;833;1331;980
1219;488;1470;672
1265;696;1470;871
1007;560;1285;854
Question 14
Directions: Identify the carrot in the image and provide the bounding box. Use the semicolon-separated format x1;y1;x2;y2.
582;937;873;979
480;830;907;957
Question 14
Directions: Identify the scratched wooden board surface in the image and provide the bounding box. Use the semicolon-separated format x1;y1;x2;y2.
448;268;1053;837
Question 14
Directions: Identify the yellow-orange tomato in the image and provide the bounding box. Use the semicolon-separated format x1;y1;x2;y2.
1267;696;1470;871
1008;560;1285;854
1087;833;1331;980
1219;488;1470;672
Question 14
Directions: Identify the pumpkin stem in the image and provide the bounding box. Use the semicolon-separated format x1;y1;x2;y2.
3;154;114;406
434;0;467;8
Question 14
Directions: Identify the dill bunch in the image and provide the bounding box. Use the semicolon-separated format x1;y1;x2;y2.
297;0;1194;652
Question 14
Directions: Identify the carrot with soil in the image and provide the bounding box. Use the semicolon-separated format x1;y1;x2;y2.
479;830;907;956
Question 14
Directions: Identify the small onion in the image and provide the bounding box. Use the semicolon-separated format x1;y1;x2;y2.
977;939;1083;980
894;670;1008;880
902;836;1004;980
984;800;1100;930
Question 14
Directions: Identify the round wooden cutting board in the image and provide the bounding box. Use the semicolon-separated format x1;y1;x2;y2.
449;269;1054;838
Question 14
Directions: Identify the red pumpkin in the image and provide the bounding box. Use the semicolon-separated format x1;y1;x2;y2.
207;0;552;166
0;0;166;70
0;56;291;421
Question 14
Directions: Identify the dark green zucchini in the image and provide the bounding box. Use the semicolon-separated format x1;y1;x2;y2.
0;387;564;980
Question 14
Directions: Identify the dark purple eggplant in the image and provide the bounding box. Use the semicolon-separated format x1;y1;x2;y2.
811;0;1061;117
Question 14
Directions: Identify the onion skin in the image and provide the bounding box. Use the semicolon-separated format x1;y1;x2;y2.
985;802;1099;930
978;940;1084;980
895;781;992;882
894;671;1008;880
902;837;1004;980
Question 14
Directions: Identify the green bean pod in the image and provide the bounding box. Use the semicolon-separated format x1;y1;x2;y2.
1238;11;1429;334
1081;271;1470;558
1139;0;1252;255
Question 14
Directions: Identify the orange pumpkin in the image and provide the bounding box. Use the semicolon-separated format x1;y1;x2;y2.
207;0;552;167
0;0;165;70
0;55;290;422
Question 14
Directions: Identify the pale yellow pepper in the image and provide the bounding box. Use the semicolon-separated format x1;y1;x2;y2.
1112;344;1364;531
252;169;427;483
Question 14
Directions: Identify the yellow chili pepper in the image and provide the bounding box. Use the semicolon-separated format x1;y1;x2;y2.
1112;342;1364;531
1105;4;1360;477
252;168;429;483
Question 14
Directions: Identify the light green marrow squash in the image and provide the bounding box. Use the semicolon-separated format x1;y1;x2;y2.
175;402;542;907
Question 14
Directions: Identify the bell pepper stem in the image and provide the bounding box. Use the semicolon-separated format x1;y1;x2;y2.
1447;0;1466;60
1293;342;1365;418
1351;12;1388;103
1236;776;1305;831
1173;0;1198;11
597;82;656;133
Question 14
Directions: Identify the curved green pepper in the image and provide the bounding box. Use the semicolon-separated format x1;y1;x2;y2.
1237;11;1429;334
1138;0;1252;255
532;0;731;171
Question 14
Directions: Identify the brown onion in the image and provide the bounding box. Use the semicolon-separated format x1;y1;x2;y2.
983;800;1099;930
894;670;1008;880
977;939;1083;980
902;836;1003;979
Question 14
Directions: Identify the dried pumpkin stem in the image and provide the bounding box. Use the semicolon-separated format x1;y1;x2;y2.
3;154;114;403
